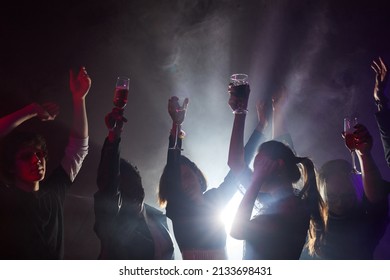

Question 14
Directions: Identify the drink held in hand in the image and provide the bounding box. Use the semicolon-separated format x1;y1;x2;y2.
229;73;250;114
113;76;130;109
343;116;360;174
344;133;356;151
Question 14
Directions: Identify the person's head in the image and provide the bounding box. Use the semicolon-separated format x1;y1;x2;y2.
318;159;360;217
119;158;145;209
254;140;301;188
158;155;207;207
0;131;48;190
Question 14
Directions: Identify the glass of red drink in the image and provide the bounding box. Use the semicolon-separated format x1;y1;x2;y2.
229;74;250;114
343;117;361;174
113;76;130;109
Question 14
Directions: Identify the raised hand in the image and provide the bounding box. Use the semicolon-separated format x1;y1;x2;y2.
69;66;91;100
371;57;388;103
353;124;373;156
253;152;282;184
33;102;60;121
272;85;288;112
168;96;189;125
105;107;127;131
255;100;268;131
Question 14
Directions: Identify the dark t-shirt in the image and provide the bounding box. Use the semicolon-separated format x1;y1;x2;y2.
0;166;71;259
301;197;388;260
244;193;310;260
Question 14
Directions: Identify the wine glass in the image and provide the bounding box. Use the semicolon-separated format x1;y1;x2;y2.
113;76;130;109
343;117;361;174
169;97;188;150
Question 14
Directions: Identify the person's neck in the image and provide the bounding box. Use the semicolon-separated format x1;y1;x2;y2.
14;180;39;192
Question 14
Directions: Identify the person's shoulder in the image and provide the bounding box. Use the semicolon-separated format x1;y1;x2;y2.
144;203;165;216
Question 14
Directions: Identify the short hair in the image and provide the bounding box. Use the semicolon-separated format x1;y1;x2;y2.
119;158;145;204
158;155;207;207
0;131;48;184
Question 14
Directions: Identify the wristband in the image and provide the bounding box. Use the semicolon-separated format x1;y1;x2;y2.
233;109;248;115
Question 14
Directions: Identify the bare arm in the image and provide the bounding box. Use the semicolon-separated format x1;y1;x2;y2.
354;124;387;203
371;57;388;112
69;67;91;139
230;154;280;239
60;67;91;182
0;102;59;138
272;86;289;139
227;83;250;174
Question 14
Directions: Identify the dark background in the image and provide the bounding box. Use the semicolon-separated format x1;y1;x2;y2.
1;0;389;259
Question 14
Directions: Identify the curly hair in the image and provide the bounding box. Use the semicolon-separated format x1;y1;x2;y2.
0;130;48;184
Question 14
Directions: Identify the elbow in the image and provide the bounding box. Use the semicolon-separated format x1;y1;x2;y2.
228;158;246;175
230;226;244;240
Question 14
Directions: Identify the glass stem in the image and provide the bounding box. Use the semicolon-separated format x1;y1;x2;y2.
351;150;358;174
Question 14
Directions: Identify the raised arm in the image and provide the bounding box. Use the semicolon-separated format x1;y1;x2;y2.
354;124;387;203
158;97;188;207
230;154;280;240
227;82;250;174
371;57;390;167
60;67;91;182
96;108;126;193
69;67;91;139
0;102;59;138
271;86;295;150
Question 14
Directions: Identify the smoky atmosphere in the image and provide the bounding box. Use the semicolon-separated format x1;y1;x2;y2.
1;0;390;259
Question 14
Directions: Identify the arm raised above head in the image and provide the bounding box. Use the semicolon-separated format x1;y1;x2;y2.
0;102;59;138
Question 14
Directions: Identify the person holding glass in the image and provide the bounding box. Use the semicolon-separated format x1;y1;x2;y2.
0;67;90;259
301;123;388;259
228;83;327;260
94;104;175;260
158;76;267;259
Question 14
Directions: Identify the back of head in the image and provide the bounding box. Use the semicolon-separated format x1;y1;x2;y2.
158;155;207;207
119;158;145;204
0;130;47;184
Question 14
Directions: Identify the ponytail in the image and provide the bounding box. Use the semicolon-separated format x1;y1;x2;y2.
296;157;328;257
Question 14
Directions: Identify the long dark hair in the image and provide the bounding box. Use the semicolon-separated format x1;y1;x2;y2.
257;141;328;256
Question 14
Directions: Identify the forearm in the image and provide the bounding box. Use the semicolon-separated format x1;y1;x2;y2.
358;153;387;203
97;137;120;193
0;104;38;137
228;114;246;173
230;181;261;239
61;136;89;182
375;110;390;167
71;97;88;139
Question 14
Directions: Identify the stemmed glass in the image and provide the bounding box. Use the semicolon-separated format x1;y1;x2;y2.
343;117;361;174
113;76;130;109
169;97;188;150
